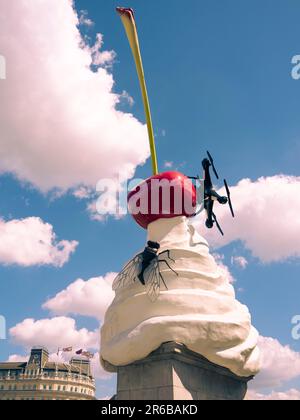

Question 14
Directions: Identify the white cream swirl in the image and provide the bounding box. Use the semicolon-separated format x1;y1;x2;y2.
100;216;260;378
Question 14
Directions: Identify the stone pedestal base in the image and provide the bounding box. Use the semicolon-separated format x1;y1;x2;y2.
113;342;252;400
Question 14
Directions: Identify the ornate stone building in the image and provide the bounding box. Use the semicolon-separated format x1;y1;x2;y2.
0;347;96;400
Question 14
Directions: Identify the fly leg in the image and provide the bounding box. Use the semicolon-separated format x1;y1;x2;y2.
158;259;179;277
159;270;168;290
159;250;175;263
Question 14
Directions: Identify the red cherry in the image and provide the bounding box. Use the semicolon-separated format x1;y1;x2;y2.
128;171;197;229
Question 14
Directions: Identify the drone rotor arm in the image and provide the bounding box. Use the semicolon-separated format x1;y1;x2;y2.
212;212;224;236
207;151;219;180
224;179;235;218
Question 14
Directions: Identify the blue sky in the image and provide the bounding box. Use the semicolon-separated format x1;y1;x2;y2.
1;0;300;399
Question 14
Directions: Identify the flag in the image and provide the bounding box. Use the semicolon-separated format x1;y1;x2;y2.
82;351;94;359
62;347;73;352
76;349;83;355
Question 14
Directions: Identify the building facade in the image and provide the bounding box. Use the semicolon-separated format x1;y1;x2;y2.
0;347;96;400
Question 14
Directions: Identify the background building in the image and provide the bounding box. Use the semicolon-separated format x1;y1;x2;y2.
0;347;96;400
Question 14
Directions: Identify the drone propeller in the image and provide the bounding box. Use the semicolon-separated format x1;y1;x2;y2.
207;151;219;180
212;212;224;236
224;179;235;218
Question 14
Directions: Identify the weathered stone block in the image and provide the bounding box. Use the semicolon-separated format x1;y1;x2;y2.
115;342;252;401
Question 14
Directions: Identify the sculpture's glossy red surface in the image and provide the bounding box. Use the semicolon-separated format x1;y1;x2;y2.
128;171;197;229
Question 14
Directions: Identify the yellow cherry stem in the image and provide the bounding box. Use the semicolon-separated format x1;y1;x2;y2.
117;8;159;176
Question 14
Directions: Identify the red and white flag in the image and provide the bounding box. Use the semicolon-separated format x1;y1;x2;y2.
82;351;94;359
62;347;73;353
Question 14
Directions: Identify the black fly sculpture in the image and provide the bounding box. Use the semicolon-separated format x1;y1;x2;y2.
189;151;235;236
112;241;178;301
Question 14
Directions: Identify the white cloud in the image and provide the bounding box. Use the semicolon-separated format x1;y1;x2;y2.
10;317;98;352
73;186;93;200
86;201;106;222
89;33;116;67
120;90;134;107
78;10;94;28
7;354;28;363
0;217;78;267
247;389;300;401
164;161;173;169
231;256;248;269
87;183;127;222
90;352;113;380
0;0;149;192
43;273;116;321
251;336;300;390
195;175;300;263
213;253;235;284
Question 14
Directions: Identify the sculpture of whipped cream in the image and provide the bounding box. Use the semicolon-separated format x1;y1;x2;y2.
100;216;260;378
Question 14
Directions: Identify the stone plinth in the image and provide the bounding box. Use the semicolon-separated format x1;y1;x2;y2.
113;342;253;401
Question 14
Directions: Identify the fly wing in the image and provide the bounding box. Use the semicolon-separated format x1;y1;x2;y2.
144;259;167;302
112;253;143;291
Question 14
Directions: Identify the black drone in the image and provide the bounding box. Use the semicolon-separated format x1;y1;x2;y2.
189;151;235;236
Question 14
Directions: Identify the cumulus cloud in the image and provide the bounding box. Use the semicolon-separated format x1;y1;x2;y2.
164;161;174;169
247;389;300;401
120;91;134;107
213;253;235;284
89;33;116;67
7;354;28;363
195;175;300;263
43;273;116;321
0;0;149;192
251;336;300;390
10;317;98;352
231;256;248;269
86;201;106;222
73;186;93;200
0;217;78;267
78;10;94;28
90;352;113;380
